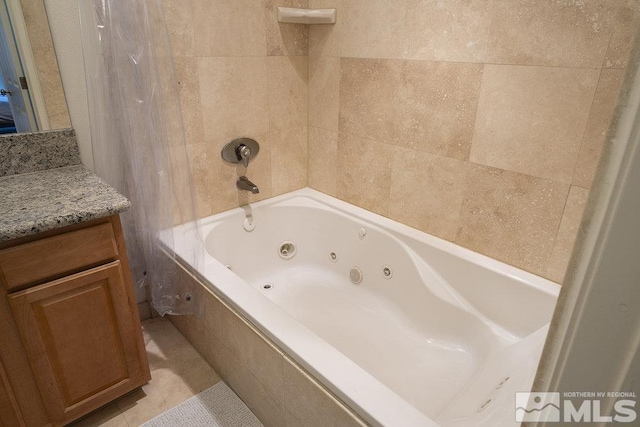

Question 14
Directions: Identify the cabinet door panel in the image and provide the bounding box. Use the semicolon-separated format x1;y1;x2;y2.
8;261;146;425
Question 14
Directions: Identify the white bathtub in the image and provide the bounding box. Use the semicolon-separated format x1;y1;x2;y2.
170;188;559;426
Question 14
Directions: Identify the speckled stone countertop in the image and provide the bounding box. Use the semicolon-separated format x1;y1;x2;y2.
0;165;131;241
0;129;81;177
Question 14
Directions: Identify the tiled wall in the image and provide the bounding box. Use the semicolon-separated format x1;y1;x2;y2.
307;0;639;283
163;0;310;218
164;0;637;283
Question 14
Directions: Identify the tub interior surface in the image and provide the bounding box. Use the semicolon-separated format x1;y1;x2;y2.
248;262;488;417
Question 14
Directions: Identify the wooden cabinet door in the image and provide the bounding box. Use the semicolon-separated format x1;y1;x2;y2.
7;261;147;425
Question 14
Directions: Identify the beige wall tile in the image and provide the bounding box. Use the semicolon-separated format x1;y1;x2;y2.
340;0;406;59
470;65;600;183
192;0;267;57
198;57;269;142
219;307;285;402
573;69;626;188
268;56;309;130
162;0;195;56
395;61;483;160
271;127;309;195
336;133;393;216
546;186;590;283
186;143;215;218
283;359;365;427
175;56;204;146
402;0;492;63
338;58;400;143
309;56;340;131
216;344;286;427
605;2;640;68
188;140;247;217
308;127;338;196
264;0;309;56
308;0;343;57
457;165;570;276
389;148;469;242
487;0;614;67
170;145;203;224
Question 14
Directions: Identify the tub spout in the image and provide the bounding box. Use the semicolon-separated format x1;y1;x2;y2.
237;176;259;194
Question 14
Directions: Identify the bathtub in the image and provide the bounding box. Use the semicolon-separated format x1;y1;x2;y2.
169;188;559;426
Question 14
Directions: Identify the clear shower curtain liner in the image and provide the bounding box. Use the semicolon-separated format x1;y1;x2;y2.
78;0;202;315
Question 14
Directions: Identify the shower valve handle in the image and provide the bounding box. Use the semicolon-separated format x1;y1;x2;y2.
237;145;251;168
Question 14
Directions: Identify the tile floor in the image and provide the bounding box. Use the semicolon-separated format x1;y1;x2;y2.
70;317;223;427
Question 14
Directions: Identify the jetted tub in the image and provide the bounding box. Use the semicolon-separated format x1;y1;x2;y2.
171;188;560;426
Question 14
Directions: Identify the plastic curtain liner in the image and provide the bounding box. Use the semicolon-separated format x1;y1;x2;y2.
78;0;201;315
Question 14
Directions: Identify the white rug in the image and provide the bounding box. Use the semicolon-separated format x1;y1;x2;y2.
142;382;263;427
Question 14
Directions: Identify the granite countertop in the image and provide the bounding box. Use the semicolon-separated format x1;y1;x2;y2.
0;165;131;241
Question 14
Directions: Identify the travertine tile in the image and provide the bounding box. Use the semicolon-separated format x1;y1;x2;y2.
573;69;626;188
271;126;308;195
308;0;343;57
162;0;195;56
546;186;590;283
308;127;338;196
457;165;569;276
605;2;640;68
199;140;241;217
283;358;364;427
389;148;469;242
267;56;308;130
395;61;483;160
264;0;309;56
174;56;204;146
198;57;269;142
402;0;492;63
470;65;600;183
220;308;285;404
338;58;400;143
487;0;615;67
336;132;394;216
220;345;286;427
117;318;221;426
309;56;340;131
186;143;215;218
192;0;266;57
340;0;406;59
170;145;201;224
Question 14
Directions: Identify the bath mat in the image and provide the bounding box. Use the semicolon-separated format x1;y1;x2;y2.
141;381;263;427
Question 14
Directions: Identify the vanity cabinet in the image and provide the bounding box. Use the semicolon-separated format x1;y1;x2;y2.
0;215;150;426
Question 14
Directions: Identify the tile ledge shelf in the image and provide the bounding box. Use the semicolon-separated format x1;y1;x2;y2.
277;7;336;24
